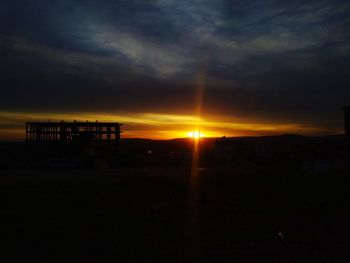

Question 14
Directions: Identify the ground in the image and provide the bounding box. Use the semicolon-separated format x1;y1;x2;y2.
1;167;350;262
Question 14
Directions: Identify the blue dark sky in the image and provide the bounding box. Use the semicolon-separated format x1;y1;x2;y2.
1;0;350;138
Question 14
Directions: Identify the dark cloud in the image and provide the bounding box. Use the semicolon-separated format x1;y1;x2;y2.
1;0;350;135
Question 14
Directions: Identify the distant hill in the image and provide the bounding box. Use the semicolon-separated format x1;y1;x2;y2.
0;134;346;169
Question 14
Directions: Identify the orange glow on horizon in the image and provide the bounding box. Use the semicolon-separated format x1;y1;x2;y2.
0;111;342;141
187;130;205;139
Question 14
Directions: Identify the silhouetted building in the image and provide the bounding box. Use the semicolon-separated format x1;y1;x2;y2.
26;121;121;143
344;106;350;143
344;106;350;164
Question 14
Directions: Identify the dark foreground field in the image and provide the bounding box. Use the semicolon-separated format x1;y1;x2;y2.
1;167;350;262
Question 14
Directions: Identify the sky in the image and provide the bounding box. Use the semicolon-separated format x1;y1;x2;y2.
1;0;350;139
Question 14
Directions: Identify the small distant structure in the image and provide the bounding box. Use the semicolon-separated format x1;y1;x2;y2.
344;106;350;143
344;106;350;164
26;121;121;143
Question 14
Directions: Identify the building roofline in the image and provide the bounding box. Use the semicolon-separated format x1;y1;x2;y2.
26;121;121;126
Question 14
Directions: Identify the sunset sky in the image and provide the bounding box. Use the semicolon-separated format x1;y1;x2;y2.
1;0;350;140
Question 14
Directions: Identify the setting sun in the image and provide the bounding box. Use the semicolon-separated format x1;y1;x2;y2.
187;130;205;139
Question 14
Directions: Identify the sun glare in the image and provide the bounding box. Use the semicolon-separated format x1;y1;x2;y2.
187;130;205;139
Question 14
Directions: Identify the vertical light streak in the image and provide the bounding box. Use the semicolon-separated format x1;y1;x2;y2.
186;57;208;261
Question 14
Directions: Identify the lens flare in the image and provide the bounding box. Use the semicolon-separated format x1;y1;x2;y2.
187;130;205;139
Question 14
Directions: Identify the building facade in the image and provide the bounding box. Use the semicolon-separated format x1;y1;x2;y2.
26;121;121;143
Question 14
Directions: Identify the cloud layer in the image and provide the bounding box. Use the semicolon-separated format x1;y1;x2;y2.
1;0;350;138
